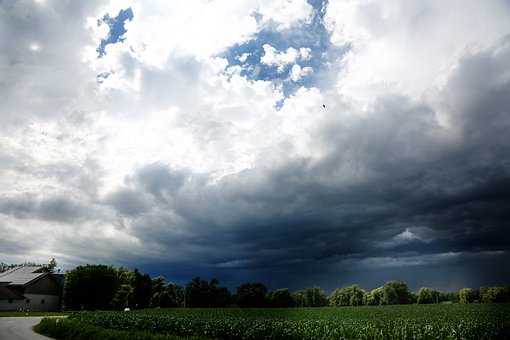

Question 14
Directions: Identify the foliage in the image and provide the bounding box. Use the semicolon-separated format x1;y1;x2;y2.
59;262;510;311
382;281;412;305
303;287;328;307
116;267;135;286
152;276;185;308
34;317;208;340
111;284;133;309
47;258;57;272
479;286;510;303
459;288;475;304
329;284;365;306
185;277;230;307
63;304;510;340
132;269;153;309
417;287;434;304
64;265;119;310
267;288;294;307
364;287;384;305
236;282;268;307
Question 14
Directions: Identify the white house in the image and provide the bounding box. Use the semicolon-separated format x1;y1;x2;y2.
0;266;63;311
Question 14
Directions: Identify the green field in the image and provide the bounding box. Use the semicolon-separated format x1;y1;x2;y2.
37;304;510;340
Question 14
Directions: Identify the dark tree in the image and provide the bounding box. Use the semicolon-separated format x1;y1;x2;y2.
236;282;268;307
131;269;152;309
151;276;167;308
185;277;230;307
267;288;294;307
479;286;510;303
292;291;305;307
209;278;231;307
63;265;119;310
382;281;412;305
165;283;185;307
111;284;133;309
303;287;328;307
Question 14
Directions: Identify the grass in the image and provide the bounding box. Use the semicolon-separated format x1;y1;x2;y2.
35;304;510;340
0;311;69;317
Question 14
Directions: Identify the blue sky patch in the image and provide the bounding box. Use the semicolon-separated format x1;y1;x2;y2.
97;7;134;57
220;0;346;102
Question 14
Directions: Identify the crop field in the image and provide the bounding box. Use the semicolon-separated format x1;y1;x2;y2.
51;304;510;340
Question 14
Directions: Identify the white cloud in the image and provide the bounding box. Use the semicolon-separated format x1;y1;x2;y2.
299;47;311;60
258;0;313;30
238;53;250;63
290;64;313;81
325;0;510;106
261;44;311;72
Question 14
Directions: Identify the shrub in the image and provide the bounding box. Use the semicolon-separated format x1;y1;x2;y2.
34;317;207;340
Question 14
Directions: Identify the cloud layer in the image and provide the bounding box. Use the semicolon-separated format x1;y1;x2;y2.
1;0;509;291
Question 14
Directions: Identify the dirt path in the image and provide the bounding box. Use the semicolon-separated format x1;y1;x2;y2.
0;317;51;340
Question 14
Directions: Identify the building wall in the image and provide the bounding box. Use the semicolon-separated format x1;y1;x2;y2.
0;294;60;311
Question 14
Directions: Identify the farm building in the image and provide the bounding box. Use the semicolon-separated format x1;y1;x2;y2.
0;266;63;311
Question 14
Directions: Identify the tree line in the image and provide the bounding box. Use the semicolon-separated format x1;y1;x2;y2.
62;264;510;310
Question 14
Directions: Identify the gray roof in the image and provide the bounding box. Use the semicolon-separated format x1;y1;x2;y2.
0;266;47;286
0;286;24;300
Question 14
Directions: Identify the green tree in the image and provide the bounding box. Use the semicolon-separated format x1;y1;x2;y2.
267;288;294;307
185;277;230;307
304;287;328;307
291;291;305;307
459;288;474;304
417;287;433;304
112;284;133;309
131;269;152;309
116;267;135;286
208;278;231;307
151;276;167;308
364;287;384;305
382;281;412;305
47;258;57;272
330;285;365;306
236;282;267;307
63;265;119;310
165;283;185;307
479;286;510;303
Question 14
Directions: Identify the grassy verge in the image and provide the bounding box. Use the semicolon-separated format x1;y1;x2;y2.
0;311;69;317
34;317;211;340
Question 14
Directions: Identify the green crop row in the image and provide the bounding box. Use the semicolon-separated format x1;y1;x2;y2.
64;304;510;340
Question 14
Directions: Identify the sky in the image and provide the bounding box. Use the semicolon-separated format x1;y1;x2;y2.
1;0;510;292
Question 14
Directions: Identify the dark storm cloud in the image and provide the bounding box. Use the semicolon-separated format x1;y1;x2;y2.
0;194;95;223
104;189;152;216
103;39;510;290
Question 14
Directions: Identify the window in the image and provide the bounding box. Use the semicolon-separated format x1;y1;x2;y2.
41;299;45;304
